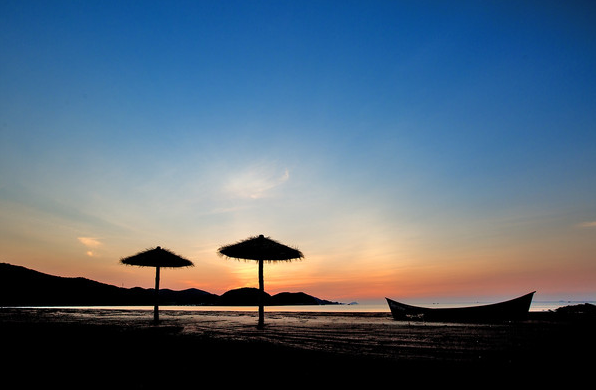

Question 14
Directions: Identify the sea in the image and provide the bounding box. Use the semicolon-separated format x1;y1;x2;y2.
12;300;594;313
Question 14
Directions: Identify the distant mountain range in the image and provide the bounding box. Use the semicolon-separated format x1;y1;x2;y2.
0;263;341;306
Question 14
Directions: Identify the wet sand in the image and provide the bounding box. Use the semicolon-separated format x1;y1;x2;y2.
1;307;593;388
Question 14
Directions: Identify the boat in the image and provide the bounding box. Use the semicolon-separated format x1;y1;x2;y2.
386;291;535;322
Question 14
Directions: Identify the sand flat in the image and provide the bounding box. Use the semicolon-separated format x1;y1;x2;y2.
1;307;593;388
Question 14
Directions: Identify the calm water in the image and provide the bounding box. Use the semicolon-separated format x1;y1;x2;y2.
15;300;593;313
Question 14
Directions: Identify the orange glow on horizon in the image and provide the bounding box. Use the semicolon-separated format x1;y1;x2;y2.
2;217;595;303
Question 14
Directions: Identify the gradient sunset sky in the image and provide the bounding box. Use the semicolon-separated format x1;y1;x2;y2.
1;1;595;303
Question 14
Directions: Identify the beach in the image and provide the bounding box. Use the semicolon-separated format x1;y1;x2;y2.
2;307;594;389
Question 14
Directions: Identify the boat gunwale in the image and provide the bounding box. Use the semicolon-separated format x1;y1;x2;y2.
385;292;535;321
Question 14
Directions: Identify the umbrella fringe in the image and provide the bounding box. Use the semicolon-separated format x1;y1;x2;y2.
220;257;298;263
217;235;304;262
120;246;194;268
120;263;195;268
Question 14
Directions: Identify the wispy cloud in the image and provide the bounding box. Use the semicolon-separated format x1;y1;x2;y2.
225;164;290;199
77;237;102;257
579;221;596;228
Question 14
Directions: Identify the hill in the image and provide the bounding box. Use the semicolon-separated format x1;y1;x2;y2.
0;263;218;306
217;287;340;306
0;263;340;306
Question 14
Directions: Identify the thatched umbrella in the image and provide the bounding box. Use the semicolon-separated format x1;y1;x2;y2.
218;234;304;329
120;246;193;324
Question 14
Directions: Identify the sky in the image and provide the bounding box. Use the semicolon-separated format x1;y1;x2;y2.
1;1;595;304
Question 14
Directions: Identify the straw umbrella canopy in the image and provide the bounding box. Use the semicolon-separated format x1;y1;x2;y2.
218;235;304;329
120;246;193;324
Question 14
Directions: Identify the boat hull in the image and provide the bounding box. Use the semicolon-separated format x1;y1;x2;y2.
386;292;535;322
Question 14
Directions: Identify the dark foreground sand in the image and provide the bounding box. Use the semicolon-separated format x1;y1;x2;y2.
1;307;594;389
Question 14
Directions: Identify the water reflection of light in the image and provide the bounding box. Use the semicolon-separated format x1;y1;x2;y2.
18;300;591;313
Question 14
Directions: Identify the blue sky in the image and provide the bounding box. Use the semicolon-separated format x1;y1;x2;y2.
1;1;595;302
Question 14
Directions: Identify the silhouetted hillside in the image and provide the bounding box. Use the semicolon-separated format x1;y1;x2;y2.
270;291;335;305
0;263;217;306
216;288;340;306
0;263;340;306
218;287;271;305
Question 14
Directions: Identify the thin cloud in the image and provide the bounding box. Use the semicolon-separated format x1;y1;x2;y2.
77;237;103;257
225;165;290;199
579;221;596;228
77;237;102;247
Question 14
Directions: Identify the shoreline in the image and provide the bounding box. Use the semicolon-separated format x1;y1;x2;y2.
2;306;594;388
2;299;590;312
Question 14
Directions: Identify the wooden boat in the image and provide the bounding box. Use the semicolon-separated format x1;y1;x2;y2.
386;291;535;322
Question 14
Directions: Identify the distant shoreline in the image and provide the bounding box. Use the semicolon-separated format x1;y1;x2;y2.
0;263;340;306
2;263;594;311
3;299;594;313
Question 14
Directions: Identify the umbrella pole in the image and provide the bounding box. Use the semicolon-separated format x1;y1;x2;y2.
258;259;264;329
154;266;160;324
